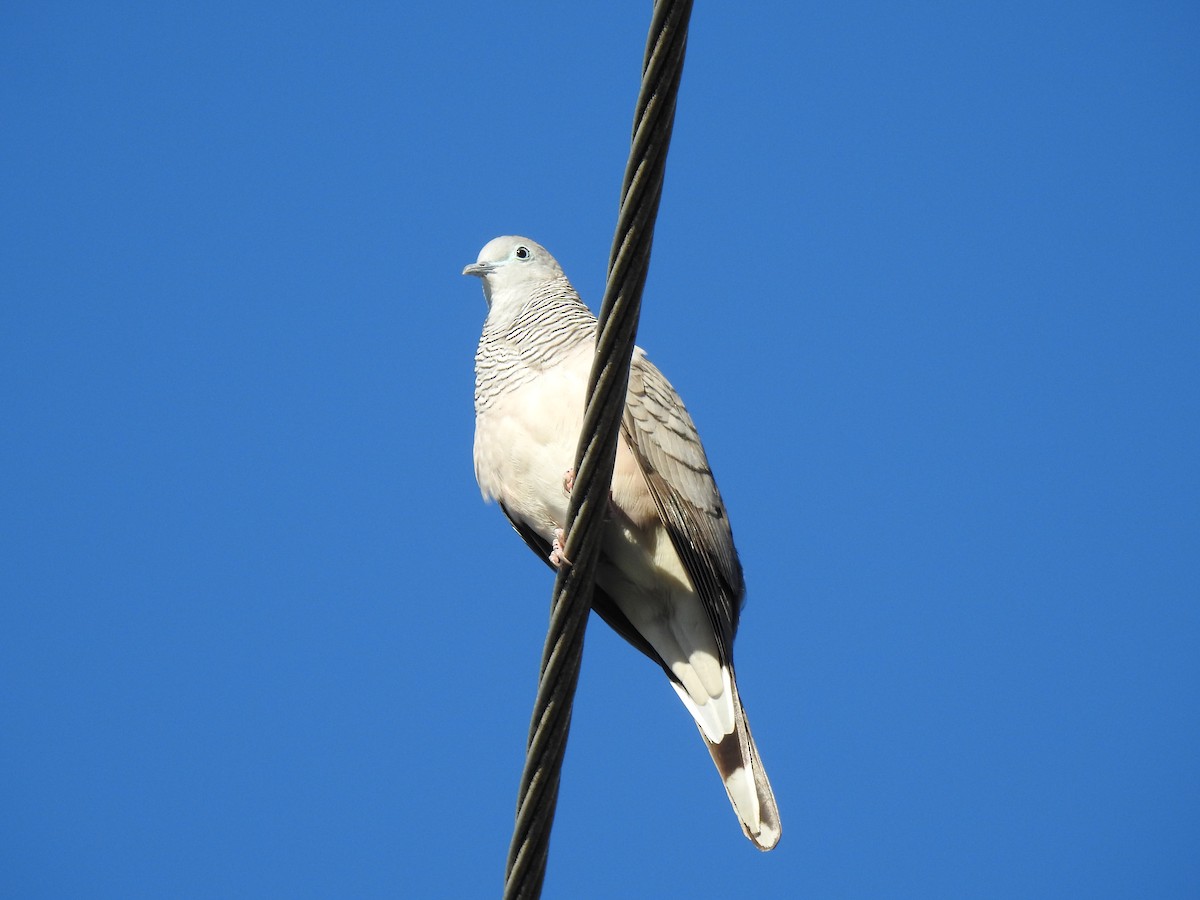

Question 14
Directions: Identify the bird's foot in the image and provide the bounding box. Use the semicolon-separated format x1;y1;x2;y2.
563;467;621;519
549;528;572;568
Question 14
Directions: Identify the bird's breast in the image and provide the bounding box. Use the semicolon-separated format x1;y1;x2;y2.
474;354;590;540
473;340;665;567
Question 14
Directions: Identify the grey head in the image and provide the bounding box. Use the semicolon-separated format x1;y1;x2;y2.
462;236;565;309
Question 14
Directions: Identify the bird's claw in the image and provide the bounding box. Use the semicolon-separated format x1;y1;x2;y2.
563;467;620;519
549;528;572;567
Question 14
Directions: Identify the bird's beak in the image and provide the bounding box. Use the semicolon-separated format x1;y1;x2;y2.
462;262;491;277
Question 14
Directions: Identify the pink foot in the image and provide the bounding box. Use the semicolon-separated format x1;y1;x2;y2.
563;467;619;517
549;528;572;567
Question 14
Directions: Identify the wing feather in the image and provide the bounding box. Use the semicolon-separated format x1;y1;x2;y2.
621;350;745;658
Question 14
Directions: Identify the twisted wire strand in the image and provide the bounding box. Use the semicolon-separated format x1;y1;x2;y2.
502;2;694;897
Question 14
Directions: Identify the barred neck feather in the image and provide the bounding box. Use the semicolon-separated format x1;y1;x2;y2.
475;275;597;412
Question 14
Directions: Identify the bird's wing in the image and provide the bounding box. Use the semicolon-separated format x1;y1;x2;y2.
621;349;745;658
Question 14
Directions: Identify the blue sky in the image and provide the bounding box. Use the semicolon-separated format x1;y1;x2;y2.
2;2;1197;897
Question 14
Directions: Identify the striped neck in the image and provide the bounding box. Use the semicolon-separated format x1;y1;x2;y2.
475;275;597;411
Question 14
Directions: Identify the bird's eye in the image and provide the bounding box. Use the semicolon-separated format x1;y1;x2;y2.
515;246;531;260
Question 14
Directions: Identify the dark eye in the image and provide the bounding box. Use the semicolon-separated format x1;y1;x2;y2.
515;246;531;260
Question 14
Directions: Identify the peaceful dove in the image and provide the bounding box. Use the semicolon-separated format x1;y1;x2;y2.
464;235;781;851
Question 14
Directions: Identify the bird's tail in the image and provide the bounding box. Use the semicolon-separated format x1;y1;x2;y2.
676;673;781;851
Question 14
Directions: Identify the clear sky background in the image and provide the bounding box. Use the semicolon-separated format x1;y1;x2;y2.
2;3;1197;898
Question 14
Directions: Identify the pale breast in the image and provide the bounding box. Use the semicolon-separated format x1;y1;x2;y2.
474;349;591;542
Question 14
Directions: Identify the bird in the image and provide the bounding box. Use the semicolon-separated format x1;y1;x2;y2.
464;235;781;851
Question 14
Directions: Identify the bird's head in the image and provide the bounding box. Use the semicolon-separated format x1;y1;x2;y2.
463;236;564;308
